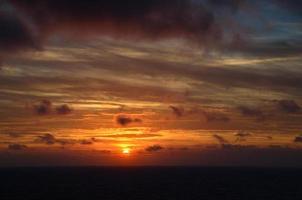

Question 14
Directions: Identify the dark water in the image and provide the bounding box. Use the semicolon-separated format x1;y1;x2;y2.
1;167;302;200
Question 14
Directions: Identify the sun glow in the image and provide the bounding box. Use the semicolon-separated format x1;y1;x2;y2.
122;148;131;155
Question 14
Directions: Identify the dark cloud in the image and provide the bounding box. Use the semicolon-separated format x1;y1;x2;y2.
56;104;72;115
116;116;132;126
167;147;190;152
234;130;251;142
33;100;73;116
36;133;98;146
168;147;190;151
10;0;220;43
0;0;298;62
169;106;230;122
220;144;257;150
237;100;301;120
273;0;302;14
36;133;77;145
268;145;288;149
33;100;52;115
2;131;22;138
275;100;301;113
201;111;230;123
212;134;228;144
145;144;164;152
115;115;142;126
37;133;56;145
2;0;254;58
0;0;299;60
102;133;161;139
267;136;273;140
207;0;245;11
80;140;93;145
191;67;302;95
98;150;111;154
294;135;302;143
238;106;264;119
234;130;251;138
0;1;39;53
169;106;185;117
8;143;27;150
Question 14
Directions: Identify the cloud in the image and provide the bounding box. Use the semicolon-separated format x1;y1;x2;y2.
167;147;189;151
33;100;73;115
36;133;84;145
275;100;301;113
115;115;142;126
2;0;254;59
145;144;164;152
56;104;72;115
237;100;301;120
0;1;39;53
294;135;302;143
234;130;251;142
8;143;27;150
273;0;302;14
184;67;302;96
169;106;230;122
33;100;52;115
212;134;228;144
2;131;22;138
169;105;185;117
37;133;56;145
10;0;221;43
238;106;264;119
201;111;230;123
80;140;93;145
98;150;111;154
36;134;97;146
234;130;251;138
267;136;273;140
220;144;257;150
102;133;161;139
0;0;299;61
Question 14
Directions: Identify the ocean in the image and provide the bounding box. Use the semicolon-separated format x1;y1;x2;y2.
1;167;301;200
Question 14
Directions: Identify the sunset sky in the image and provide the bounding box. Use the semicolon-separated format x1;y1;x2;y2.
0;0;302;166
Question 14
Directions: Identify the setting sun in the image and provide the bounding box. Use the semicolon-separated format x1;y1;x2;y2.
122;148;130;155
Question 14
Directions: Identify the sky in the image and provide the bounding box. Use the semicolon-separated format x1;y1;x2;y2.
0;0;302;167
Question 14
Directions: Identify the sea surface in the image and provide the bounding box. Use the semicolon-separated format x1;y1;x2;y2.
1;167;302;200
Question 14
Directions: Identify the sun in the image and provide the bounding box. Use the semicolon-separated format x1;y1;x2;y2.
122;148;130;155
